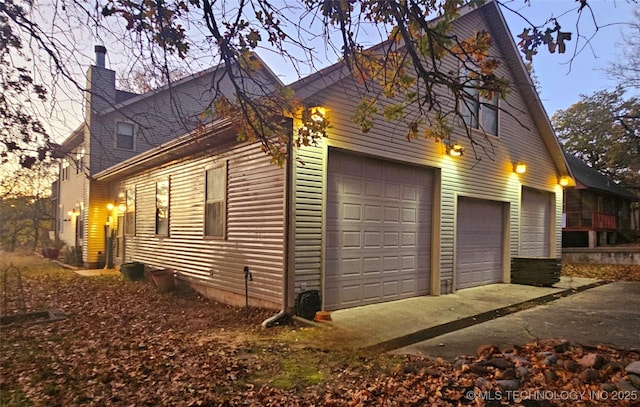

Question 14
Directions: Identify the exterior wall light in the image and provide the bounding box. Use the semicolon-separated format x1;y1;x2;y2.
107;203;114;211
65;208;79;222
448;143;464;157
514;162;527;174
559;176;571;187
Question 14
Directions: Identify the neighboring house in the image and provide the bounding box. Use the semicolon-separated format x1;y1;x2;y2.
61;1;572;315
54;46;281;267
562;153;638;248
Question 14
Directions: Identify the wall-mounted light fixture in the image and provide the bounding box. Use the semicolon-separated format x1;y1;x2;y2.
559;176;571;187
447;142;464;157
310;106;327;125
514;162;527;174
65;208;79;222
298;106;330;142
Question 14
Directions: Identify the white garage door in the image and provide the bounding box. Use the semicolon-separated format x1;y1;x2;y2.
521;187;552;257
456;197;504;289
325;150;432;310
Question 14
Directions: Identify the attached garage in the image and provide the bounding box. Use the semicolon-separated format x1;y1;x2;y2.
456;197;505;289
324;149;433;310
520;187;553;257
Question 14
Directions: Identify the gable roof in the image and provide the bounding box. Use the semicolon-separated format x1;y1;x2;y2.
287;0;571;180
98;53;284;116
564;153;637;200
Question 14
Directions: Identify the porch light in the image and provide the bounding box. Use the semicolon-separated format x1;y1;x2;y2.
448;143;464;157
107;203;114;211
310;106;327;124
559;176;571;187
514;162;527;174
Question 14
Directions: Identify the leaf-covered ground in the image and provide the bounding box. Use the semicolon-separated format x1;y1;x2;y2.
562;263;640;282
1;253;639;406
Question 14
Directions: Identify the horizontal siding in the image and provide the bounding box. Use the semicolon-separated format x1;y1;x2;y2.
86;181;110;265
292;143;324;295
292;8;563;296
118;141;286;307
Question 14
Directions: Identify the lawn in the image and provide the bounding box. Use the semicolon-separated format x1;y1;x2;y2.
1;253;639;406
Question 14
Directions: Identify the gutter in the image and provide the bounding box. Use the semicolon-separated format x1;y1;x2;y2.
94;119;235;182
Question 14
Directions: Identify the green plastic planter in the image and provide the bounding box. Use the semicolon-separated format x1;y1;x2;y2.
120;262;145;281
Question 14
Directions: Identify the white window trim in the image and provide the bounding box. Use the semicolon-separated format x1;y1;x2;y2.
61;159;70;181
204;162;227;239
155;178;170;237
459;66;499;137
125;187;136;236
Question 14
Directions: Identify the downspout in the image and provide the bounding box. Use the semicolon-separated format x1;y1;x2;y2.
262;118;294;328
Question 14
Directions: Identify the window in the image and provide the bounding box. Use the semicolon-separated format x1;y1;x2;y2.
460;68;499;135
116;122;135;150
156;179;169;236
125;188;136;235
61;159;70;181
75;147;85;174
205;163;226;238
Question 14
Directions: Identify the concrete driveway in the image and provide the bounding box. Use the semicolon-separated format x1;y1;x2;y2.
396;281;640;361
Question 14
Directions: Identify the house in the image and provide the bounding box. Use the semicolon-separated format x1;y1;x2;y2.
53;46;282;268
60;1;573;317
562;153;638;248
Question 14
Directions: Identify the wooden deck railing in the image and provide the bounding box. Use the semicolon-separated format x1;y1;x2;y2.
564;211;616;230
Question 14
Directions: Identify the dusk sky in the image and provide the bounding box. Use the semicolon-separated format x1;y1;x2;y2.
28;0;638;143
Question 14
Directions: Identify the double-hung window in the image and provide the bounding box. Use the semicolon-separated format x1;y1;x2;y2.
61;159;70;181
116;122;135;150
125;188;136;235
460;68;499;135
205;163;226;238
75;147;85;174
156;179;169;236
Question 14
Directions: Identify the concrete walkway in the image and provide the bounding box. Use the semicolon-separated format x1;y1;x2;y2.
73;268;120;277
308;277;604;351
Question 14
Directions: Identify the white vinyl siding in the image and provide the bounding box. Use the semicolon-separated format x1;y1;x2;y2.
116;141;286;309
291;6;563;300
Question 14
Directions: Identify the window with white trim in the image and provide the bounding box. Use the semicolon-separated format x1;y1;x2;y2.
116;122;135;150
459;68;499;135
75;147;85;174
156;179;169;236
125;188;136;235
205;163;226;238
61;159;70;181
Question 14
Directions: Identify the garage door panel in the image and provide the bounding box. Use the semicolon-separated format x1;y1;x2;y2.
325;150;433;310
456;197;504;290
